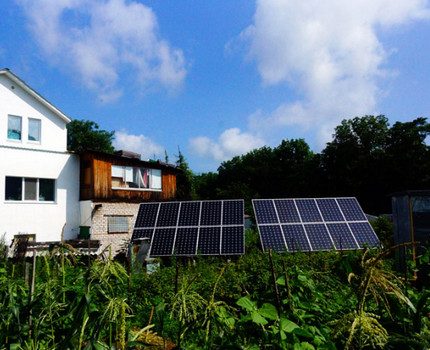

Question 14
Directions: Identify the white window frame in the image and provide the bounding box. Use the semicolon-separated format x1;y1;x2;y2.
111;165;163;192
5;176;56;203
28;118;42;143
7;115;22;142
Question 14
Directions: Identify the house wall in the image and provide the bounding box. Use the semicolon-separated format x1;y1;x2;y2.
89;202;140;254
0;75;68;152
80;153;177;202
0;73;80;245
0;147;80;244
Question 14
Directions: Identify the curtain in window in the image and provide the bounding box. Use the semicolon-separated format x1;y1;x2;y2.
8;116;21;140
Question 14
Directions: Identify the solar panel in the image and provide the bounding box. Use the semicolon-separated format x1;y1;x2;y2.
174;227;198;255
275;199;300;223
327;223;358;249
295;199;323;222
253;200;278;224
316;198;344;222
150;228;176;256
253;197;380;253
348;222;380;248
157;202;180;227
178;201;200;226
201;201;222;225
337;198;367;221
197;227;221;255
222;226;244;254
259;225;286;252
223;201;244;225
132;200;245;256
135;203;159;228
131;228;153;241
281;224;311;252
304;224;334;250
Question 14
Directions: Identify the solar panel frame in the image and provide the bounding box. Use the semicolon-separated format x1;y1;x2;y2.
253;197;379;253
134;199;245;257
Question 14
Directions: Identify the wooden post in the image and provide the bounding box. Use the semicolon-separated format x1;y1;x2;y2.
268;249;282;313
174;258;179;295
29;248;36;337
281;258;294;313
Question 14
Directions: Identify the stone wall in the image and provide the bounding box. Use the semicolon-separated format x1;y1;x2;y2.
90;202;140;255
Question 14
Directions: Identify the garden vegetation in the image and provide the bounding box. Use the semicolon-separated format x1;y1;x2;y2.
0;228;429;349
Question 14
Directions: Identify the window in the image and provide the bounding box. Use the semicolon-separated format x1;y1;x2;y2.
7;115;22;140
111;165;162;190
5;177;55;202
108;216;129;233
28;118;41;142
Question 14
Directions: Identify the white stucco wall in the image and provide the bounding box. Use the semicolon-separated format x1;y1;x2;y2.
0;75;68;152
0;72;80;245
0;147;80;244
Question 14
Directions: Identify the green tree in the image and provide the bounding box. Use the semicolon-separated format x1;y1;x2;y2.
176;148;194;200
320;116;430;214
67;119;115;153
385;117;430;192
320;115;390;213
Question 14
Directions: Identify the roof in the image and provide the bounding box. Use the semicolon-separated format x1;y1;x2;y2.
0;68;71;123
81;149;182;173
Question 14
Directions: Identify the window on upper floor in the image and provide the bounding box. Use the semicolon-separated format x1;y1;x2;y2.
7;115;22;141
111;165;162;191
28;118;41;142
5;176;55;202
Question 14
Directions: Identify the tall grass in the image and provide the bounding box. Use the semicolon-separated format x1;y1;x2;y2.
0;233;429;349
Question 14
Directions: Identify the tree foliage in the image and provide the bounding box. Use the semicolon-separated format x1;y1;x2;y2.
67;119;115;153
194;116;430;214
175;148;195;200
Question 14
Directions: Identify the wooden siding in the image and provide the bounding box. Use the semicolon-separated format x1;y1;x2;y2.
79;152;177;202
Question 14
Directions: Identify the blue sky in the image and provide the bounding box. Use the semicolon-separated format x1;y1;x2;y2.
1;0;430;172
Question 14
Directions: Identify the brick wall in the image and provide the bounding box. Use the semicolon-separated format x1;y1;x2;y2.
90;202;140;255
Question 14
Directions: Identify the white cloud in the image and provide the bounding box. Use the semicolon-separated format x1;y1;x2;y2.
19;0;186;102
189;128;265;162
242;0;430;147
114;130;164;160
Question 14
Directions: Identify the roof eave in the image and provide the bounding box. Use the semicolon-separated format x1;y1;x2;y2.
0;69;71;123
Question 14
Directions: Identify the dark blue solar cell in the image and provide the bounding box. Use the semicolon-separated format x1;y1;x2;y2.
156;202;180;227
150;228;176;256
253;200;278;224
304;224;334;250
135;203;159;228
316;198;344;222
222;200;244;225
174;227;198;255
327;223;358;249
131;228;153;242
221;226;244;255
348;222;380;248
275;199;301;223
200;201;222;226
259;225;286;252
282;224;311;252
197;227;221;255
178;201;201;226
295;199;323;222
337;198;367;221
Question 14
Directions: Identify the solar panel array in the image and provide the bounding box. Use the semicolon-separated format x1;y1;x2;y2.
253;197;380;253
132;200;245;256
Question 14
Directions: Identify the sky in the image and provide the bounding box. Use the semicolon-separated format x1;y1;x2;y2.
1;0;430;173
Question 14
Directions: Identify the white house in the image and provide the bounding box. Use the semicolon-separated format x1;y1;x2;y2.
0;69;80;245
